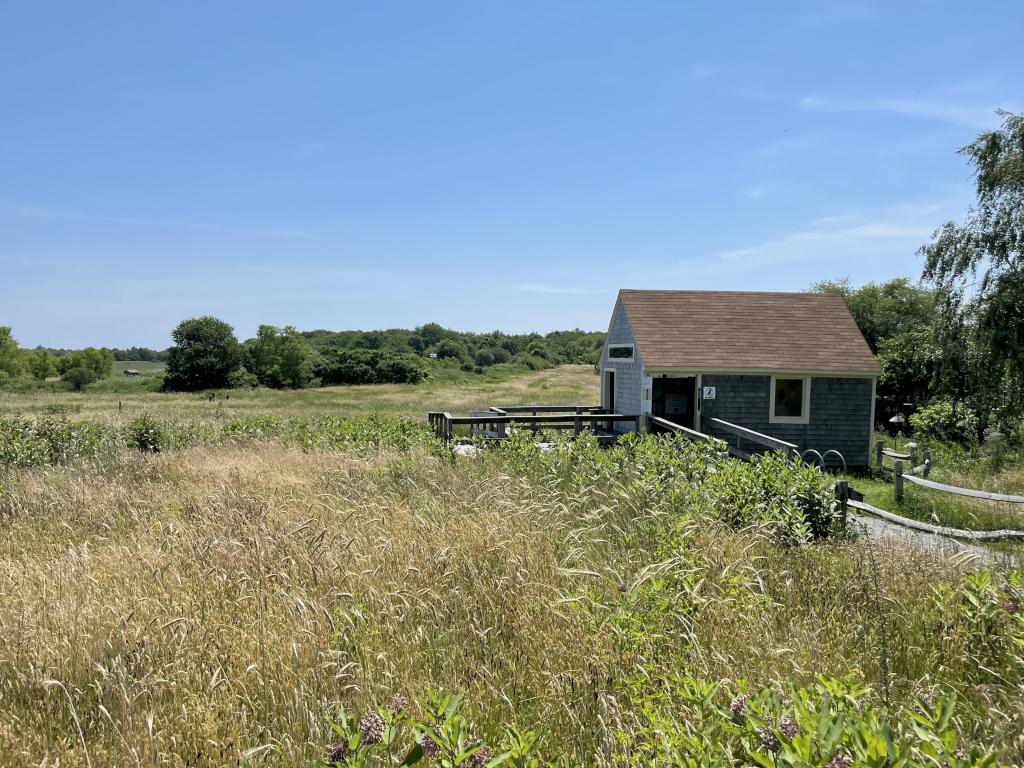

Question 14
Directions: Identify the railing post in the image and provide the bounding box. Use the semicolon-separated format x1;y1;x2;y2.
923;448;931;478
574;414;581;435
894;460;904;503
909;443;918;470
876;440;884;469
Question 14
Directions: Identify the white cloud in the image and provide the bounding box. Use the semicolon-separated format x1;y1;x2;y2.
701;203;944;267
0;200;316;240
798;94;1010;129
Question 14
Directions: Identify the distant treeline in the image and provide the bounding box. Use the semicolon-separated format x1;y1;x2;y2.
0;330;115;389
0;321;606;393
39;346;169;362
161;319;606;391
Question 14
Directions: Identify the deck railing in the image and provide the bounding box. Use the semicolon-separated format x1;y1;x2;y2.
648;415;727;450
427;410;640;443
705;417;798;458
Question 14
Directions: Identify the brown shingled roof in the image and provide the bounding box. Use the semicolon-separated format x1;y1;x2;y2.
619;289;880;374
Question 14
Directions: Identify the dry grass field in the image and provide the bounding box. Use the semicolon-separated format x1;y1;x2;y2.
1;369;1023;766
0;365;600;425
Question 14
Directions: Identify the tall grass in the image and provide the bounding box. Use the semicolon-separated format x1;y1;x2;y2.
1;427;1022;765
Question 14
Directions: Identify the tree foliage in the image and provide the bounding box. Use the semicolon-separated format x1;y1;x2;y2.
0;327;25;385
809;277;937;353
164;316;243;391
56;347;114;378
247;324;318;389
63;367;99;391
921;111;1024;424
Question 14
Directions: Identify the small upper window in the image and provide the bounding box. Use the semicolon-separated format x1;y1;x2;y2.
770;376;810;424
608;344;634;361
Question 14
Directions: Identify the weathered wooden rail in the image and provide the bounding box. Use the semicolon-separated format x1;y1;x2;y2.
848;498;1024;542
705;417;798;459
876;441;931;477
648;415;727;449
427;409;640;444
488;405;603;415
895;458;1024;504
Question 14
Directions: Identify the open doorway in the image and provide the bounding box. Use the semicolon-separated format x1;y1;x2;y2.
652;376;696;429
603;370;615;413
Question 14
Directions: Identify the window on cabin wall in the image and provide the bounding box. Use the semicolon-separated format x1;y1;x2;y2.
770;376;810;424
608;344;634;361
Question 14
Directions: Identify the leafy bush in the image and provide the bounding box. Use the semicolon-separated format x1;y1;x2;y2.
0;417;120;467
225;366;260;389
63;366;99;391
910;399;979;443
619;673;1000;767
318;691;547;767
316;349;427;385
126;414;170;453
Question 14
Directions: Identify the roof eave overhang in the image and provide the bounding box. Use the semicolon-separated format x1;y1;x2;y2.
642;365;880;378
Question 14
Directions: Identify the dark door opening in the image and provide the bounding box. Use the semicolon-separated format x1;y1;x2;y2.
603;370;615;413
652;376;696;430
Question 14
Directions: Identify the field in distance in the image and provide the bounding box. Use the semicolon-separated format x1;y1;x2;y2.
0;364;600;424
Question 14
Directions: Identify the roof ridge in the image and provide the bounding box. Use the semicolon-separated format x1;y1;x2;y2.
619;288;842;297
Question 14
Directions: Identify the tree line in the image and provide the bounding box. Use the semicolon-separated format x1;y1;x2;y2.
0;329;115;389
162;319;605;391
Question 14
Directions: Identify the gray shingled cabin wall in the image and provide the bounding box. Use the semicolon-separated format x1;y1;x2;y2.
600;298;642;432
700;374;873;466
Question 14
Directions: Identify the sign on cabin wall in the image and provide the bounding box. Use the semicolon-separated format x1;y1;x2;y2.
702;386;717;400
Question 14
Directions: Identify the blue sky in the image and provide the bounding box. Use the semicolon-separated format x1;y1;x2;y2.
2;2;1021;348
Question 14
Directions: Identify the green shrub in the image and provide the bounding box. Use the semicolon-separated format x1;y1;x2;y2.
126;414;170;453
911;399;979;443
223;366;258;389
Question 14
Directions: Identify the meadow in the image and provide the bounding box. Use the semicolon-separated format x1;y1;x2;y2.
0;365;599;424
1;368;1023;767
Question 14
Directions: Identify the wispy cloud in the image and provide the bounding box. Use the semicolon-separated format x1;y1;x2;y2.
689;63;718;80
515;283;608;296
0;201;316;240
701;202;947;267
799;94;1009;129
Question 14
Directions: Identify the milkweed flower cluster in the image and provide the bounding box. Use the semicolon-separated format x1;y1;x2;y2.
359;712;385;746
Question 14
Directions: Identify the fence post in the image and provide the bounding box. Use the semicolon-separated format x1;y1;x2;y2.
909;443;918;470
876;440;884;469
894;460;904;503
836;479;849;520
923;448;931;478
574;413;582;435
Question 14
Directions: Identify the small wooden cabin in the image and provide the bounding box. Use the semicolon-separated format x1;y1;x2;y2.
599;289;880;467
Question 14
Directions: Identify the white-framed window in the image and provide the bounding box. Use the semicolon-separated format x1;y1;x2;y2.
769;376;811;424
607;344;634;361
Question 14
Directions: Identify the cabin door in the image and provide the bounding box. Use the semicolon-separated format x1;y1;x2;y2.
652;376;696;429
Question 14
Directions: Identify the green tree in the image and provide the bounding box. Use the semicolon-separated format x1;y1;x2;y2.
24;349;57;380
810;277;937;353
921;111;1024;424
164;316;243;391
57;347;114;378
63;367;98;391
248;324;318;389
434;339;468;363
877;328;935;408
0;327;25;384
